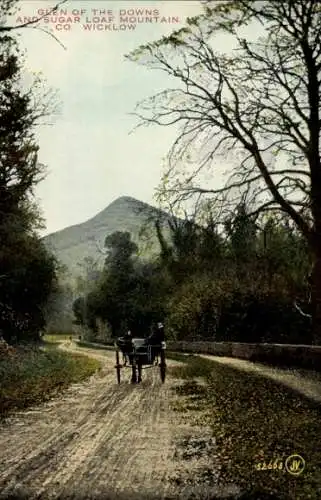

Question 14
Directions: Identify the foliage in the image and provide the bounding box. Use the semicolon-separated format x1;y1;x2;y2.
72;296;86;326
161;206;311;343
75;256;101;295
77;207;312;345
127;0;321;342
0;26;58;343
73;231;173;340
0;234;58;343
73;231;139;338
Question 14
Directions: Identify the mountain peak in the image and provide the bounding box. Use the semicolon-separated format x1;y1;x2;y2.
104;195;151;210
85;196;158;226
43;195;171;277
112;195;141;204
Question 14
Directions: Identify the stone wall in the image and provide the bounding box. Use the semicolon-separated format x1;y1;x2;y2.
74;338;321;371
167;341;321;370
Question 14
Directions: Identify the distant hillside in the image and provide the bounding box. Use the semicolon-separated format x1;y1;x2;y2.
43;196;173;278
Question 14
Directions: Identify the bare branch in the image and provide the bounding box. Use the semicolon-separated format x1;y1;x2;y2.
28;26;67;51
127;0;320;244
0;0;68;32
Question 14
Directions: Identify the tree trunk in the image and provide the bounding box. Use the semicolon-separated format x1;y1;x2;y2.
311;253;321;345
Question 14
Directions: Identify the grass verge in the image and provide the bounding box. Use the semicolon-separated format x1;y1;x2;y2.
42;333;73;344
0;341;101;418
168;353;321;500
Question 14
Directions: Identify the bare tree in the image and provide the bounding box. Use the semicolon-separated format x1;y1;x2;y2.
126;0;321;342
0;0;68;49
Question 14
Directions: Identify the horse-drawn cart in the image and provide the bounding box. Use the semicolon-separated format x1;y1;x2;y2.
115;335;166;384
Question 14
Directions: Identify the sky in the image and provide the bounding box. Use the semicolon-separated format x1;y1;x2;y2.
12;0;243;236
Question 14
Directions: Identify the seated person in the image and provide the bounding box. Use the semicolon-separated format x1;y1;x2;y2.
147;322;165;345
125;330;133;340
118;330;133;365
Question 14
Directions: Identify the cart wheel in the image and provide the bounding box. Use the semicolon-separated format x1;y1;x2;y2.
115;349;121;384
131;363;137;383
138;363;142;383
159;350;166;383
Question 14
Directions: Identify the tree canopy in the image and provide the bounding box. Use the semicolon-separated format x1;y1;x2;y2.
0;14;59;343
126;0;321;341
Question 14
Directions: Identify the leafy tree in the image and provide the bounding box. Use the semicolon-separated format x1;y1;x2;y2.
154;208;226;283
0;235;57;342
81;230;173;339
127;0;321;342
85;232;139;337
156;204;311;343
75;256;101;295
257;217;311;294
225;204;257;264
0;22;58;342
78;211;312;344
72;296;86;326
104;231;138;269
197;211;225;267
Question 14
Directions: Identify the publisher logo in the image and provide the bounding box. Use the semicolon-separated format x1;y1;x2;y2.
285;454;305;476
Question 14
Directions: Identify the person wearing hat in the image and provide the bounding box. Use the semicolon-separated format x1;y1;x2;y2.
156;322;165;343
147;322;165;345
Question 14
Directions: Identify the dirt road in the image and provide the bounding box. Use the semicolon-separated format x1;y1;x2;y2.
0;344;234;500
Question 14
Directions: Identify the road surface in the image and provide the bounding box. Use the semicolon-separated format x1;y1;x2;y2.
0;343;236;500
